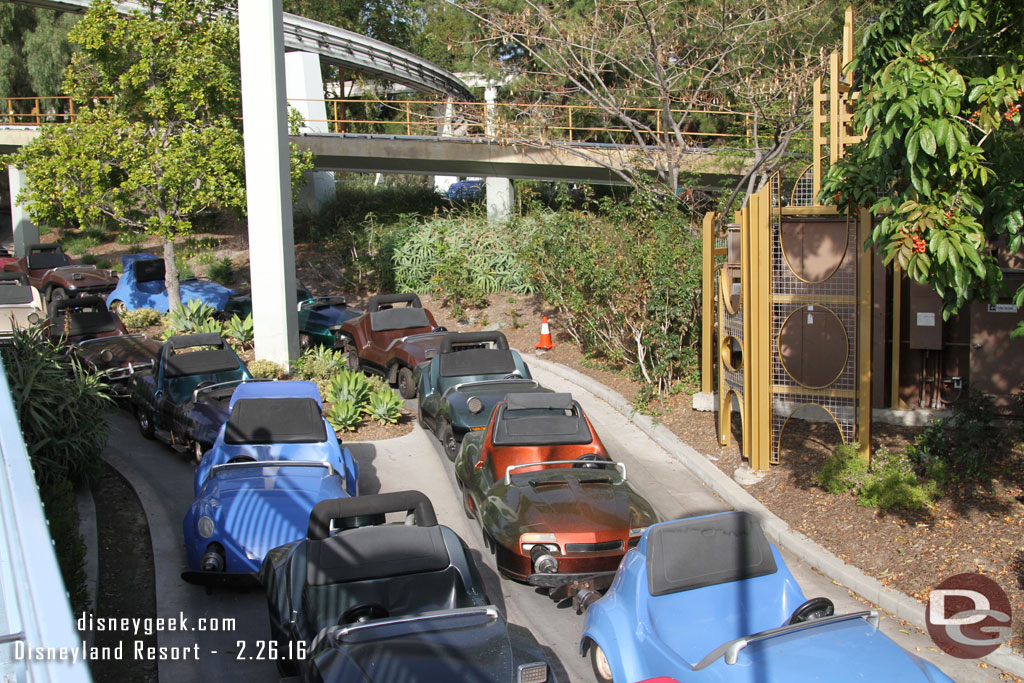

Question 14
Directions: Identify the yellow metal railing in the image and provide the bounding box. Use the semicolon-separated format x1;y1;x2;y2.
4;95;793;149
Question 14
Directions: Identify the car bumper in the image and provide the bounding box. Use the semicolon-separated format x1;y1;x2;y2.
180;570;261;588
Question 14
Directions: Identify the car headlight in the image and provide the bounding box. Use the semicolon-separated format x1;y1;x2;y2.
517;662;548;683
198;515;216;538
467;396;484;414
629;527;648;538
27;313;39;324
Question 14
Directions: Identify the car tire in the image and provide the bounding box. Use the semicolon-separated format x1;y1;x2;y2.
192;440;205;463
590;642;615;683
110;300;127;314
298;332;313;351
137;407;155;440
343;343;360;371
48;287;67;303
397;366;416;399
437;423;459;461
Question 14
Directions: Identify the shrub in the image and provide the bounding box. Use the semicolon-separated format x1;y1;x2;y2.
63;233;101;255
326;400;362;432
816;443;868;494
247;359;284;379
392;215;534;308
162;299;221;340
524;187;703;392
905;389;1000;481
207;256;235;284
327;369;372;412
223;314;254;350
856;448;939;511
119;307;163;332
292;346;347;396
1;327;111;485
366;385;403;424
116;230;146;246
39;477;89;614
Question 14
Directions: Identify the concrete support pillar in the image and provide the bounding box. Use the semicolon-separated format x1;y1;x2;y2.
433;97;457;194
285;51;335;213
484;87;513;222
8;166;38;257
239;0;299;367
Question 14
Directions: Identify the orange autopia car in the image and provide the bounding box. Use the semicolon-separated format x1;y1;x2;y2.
454;392;660;592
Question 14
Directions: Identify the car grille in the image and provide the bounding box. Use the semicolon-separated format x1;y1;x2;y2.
564;540;623;553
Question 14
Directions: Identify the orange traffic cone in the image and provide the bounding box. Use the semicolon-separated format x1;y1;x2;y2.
535;316;554;350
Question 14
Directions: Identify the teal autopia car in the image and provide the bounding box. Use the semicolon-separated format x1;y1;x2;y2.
414;331;541;460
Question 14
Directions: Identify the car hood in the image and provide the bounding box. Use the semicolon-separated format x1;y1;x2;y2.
312;610;523;683
695;617;952;681
74;335;162;370
179;278;234;303
199;475;345;560
499;475;645;535
447;381;546;428
390;332;446;359
50;266;118;287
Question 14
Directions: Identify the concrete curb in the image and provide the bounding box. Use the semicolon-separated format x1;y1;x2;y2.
529;353;1024;679
75;484;99;648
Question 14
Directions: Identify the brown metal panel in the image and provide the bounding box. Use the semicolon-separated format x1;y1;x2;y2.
779;220;851;283
970;274;1024;411
777;305;849;388
908;281;944;350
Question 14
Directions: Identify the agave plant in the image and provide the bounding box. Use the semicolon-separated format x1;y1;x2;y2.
366;385;403;425
162;299;221;340
327;369;372;412
326;399;361;432
224;313;254;350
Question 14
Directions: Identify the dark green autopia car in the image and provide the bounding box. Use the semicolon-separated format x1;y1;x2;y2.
415;331;544;460
225;284;362;350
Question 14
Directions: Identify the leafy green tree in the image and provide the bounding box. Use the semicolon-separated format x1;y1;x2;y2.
9;0;311;309
821;0;1024;335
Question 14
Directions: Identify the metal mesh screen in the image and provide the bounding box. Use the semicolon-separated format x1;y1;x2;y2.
790;164;815;207
769;177;857;464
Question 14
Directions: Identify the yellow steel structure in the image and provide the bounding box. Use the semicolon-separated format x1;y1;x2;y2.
704;6;873;469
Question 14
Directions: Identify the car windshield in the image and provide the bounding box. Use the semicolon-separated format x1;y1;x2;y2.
512;464;624;487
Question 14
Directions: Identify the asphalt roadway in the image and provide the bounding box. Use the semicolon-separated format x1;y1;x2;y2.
96;358;985;682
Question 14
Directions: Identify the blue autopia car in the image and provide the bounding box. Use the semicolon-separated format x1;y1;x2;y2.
193;381;358;496
107;253;235;313
182;460;350;587
445;179;484;201
580;511;955;683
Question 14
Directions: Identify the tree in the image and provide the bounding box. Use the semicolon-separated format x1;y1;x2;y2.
458;0;854;216
9;0;311;309
821;0;1024;336
0;5;77;111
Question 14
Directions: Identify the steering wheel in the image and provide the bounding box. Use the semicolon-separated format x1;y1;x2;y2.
194;380;216;392
787;597;835;625
503;371;522;380
340;603;390;625
573;454;604;469
227;456;256;465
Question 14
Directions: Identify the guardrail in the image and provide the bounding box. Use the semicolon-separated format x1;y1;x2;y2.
0;355;92;682
1;95;777;149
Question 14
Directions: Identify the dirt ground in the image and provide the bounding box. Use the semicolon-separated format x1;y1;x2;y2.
61;219;1024;662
